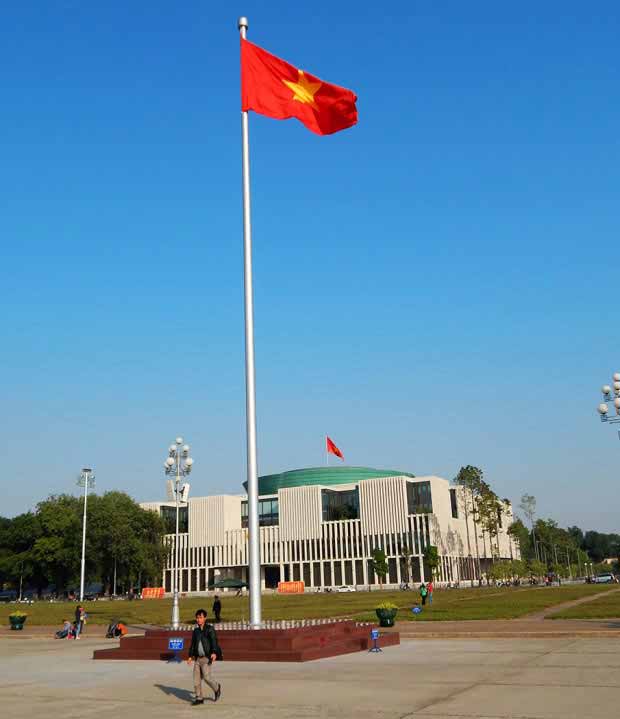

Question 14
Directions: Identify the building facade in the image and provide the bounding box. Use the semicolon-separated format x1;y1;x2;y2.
142;466;519;592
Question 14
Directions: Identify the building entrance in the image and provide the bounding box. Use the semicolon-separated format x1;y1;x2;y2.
264;566;281;589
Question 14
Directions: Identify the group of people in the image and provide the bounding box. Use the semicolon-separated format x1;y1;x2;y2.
54;604;87;639
418;580;434;606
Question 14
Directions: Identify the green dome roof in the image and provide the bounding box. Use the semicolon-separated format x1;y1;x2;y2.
245;466;415;496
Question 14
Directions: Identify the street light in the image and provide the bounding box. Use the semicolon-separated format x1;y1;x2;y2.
596;372;620;424
77;468;95;602
163;436;193;630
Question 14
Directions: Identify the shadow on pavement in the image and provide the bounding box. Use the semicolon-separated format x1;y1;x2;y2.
154;684;193;702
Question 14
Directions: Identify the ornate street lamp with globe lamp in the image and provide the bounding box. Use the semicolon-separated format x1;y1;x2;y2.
597;372;620;425
163;437;193;630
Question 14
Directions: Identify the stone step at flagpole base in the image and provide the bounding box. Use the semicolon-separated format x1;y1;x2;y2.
93;620;400;662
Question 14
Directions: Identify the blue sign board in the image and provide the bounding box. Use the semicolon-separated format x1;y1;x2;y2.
168;638;184;651
369;627;382;653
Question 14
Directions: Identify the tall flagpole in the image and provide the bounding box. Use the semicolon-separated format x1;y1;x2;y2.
238;16;262;627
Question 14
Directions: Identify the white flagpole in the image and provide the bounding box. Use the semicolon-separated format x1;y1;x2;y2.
238;15;262;627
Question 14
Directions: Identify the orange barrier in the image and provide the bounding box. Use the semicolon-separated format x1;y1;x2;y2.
277;581;305;594
141;587;165;599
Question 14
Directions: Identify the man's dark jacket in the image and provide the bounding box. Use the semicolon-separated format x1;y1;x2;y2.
189;623;222;662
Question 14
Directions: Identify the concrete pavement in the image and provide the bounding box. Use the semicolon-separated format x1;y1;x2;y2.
1;635;619;718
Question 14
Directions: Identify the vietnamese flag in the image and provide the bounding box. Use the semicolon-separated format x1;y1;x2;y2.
326;436;344;461
241;39;358;136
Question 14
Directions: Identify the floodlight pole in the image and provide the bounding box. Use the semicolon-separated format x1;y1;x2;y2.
173;453;181;630
164;437;193;630
77;468;95;602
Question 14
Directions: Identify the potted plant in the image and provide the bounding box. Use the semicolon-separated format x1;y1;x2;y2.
375;602;398;627
9;611;27;630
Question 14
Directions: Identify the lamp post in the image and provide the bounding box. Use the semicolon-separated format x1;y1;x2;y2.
164;437;193;630
596;372;620;424
77;468;95;602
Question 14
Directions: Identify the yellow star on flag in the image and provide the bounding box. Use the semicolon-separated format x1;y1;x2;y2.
282;70;322;110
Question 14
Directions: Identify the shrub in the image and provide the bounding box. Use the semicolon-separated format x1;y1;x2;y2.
376;602;398;610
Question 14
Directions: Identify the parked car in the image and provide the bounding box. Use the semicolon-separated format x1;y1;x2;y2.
335;585;356;593
593;573;615;584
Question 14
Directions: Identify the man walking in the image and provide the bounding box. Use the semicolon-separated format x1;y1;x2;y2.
212;595;222;623
427;579;434;605
187;609;222;706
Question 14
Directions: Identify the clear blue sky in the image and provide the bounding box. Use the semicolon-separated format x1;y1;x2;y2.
1;2;618;531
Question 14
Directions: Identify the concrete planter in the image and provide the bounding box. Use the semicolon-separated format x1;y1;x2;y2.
9;614;27;630
375;608;398;627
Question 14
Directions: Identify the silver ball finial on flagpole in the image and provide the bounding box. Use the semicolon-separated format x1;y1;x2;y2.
238;17;249;30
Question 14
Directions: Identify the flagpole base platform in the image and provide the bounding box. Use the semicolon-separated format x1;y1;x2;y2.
92;620;399;662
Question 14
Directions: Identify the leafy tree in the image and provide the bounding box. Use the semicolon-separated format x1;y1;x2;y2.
567;526;584;548
519;494;538;561
454;465;485;584
510;559;526;578
370;548;388;586
399;545;413;584
488;560;512;582
477;483;502;560
508;519;532;561
528;559;547;579
423;545;440;580
0;492;166;595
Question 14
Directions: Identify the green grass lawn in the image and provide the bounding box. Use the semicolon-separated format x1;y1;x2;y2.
550;587;620;619
1;584;615;626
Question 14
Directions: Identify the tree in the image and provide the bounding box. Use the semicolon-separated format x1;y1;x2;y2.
510;559;526;579
399;545;413;584
370;548;388;586
488;560;512;583
528;559;547;579
477;483;502;561
0;491;166;595
423;545;440;581
508;518;531;560
454;465;485;585
519;494;538;561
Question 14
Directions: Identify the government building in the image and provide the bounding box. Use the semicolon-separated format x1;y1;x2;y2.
141;467;519;592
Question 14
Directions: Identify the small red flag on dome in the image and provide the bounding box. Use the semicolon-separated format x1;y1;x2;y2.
326;436;344;461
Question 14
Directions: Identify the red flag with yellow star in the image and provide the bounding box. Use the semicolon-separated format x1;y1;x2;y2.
241;39;358;136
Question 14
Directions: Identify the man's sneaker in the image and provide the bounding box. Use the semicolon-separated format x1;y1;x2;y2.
191;698;204;706
214;684;222;702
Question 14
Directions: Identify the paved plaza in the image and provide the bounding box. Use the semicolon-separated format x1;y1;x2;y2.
1;635;619;718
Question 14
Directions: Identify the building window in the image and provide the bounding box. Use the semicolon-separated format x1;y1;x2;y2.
321;487;360;522
407;481;433;515
241;498;279;528
449;489;459;519
497;507;503;529
161;505;188;534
